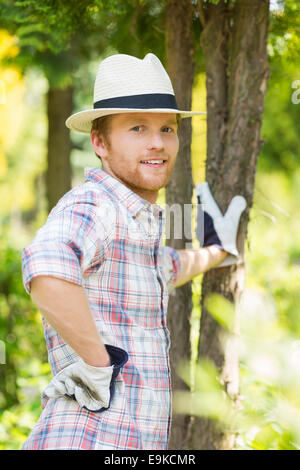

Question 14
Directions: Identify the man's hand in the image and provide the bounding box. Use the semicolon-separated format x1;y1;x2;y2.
195;182;246;267
44;344;128;412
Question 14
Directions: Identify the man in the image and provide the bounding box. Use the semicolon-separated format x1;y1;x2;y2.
21;53;246;450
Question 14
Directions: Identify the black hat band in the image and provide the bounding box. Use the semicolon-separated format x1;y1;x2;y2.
94;93;178;110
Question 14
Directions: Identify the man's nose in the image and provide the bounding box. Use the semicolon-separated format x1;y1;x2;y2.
147;131;164;150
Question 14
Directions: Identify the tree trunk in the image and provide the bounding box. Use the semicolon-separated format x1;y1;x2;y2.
189;0;270;450
46;86;73;212
165;0;195;450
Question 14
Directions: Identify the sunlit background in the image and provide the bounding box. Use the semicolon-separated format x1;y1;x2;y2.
1;0;300;450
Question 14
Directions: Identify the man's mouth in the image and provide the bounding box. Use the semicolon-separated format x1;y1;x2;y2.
140;159;167;167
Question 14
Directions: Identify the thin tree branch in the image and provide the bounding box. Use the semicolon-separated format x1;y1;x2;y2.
255;186;291;218
197;0;206;27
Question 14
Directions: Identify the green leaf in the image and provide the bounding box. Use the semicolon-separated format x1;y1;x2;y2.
205;293;235;332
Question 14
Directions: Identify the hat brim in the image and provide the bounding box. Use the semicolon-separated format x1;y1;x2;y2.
65;108;206;134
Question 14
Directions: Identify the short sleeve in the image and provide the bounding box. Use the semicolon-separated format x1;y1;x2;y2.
22;201;112;295
158;245;182;294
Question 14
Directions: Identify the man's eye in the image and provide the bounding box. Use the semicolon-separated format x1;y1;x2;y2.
131;126;142;131
162;127;173;133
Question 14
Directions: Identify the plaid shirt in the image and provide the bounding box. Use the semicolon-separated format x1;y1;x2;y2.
21;167;181;450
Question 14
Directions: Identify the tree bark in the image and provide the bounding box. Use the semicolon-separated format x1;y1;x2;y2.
165;0;195;450
46;86;73;212
189;0;270;450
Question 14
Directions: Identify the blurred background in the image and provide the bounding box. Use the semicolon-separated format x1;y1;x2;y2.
0;0;300;450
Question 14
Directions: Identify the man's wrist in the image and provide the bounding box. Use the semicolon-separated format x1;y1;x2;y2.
207;244;228;260
82;348;111;368
87;357;111;367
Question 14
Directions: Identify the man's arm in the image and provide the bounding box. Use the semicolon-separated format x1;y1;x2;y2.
31;275;111;367
174;245;227;288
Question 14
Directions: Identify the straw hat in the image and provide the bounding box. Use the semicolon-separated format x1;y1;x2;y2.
65;53;206;133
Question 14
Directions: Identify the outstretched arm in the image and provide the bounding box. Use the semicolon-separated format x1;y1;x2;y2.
174;245;227;288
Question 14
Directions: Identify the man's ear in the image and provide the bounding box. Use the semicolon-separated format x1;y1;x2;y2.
90;131;110;158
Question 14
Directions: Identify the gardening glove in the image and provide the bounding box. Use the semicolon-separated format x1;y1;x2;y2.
195;182;246;267
43;344;128;412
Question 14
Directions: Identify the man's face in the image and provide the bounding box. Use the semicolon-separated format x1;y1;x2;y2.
91;112;179;203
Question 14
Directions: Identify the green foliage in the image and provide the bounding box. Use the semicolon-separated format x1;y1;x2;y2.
0;398;42;450
0;0;108;86
204;294;235;332
0;0;299;451
0;0;110;53
0;0;167;91
0;227;51;448
175;169;300;450
176;285;300;449
101;0;165;60
260;0;300;174
0;0;166;68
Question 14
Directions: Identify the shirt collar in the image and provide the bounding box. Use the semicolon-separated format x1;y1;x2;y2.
84;167;165;218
